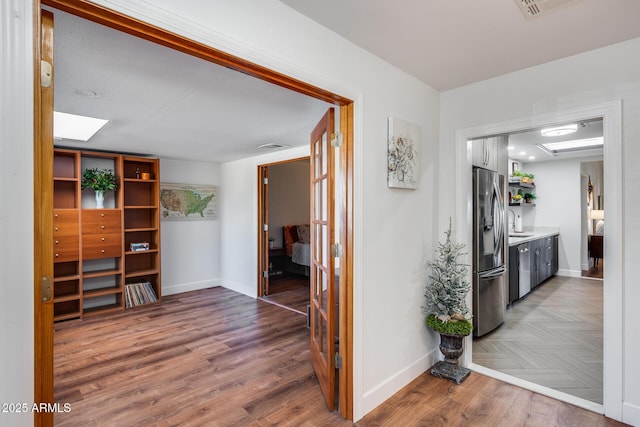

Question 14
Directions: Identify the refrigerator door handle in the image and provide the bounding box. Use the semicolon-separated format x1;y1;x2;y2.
479;266;506;279
492;178;504;257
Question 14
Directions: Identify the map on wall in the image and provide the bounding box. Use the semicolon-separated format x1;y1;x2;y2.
160;182;217;220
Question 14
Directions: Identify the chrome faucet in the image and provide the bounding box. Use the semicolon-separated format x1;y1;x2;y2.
507;209;515;233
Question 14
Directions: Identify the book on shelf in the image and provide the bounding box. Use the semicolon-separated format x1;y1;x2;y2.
130;242;150;252
125;281;158;307
125;285;133;308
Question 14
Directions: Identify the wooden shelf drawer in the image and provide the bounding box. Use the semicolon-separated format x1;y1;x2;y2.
82;233;122;260
82;209;121;234
54;235;79;262
53;209;79;236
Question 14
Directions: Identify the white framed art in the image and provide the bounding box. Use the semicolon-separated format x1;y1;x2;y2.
387;116;420;189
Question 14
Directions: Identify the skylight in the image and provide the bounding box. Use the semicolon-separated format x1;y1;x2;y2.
54;111;109;141
539;137;603;154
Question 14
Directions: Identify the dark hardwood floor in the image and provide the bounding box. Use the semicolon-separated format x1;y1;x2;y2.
54;287;626;426
54;286;345;426
260;274;309;314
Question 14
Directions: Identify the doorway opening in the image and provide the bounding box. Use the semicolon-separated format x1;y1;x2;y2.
455;101;622;418
34;0;355;423
470;119;605;406
258;157;312;315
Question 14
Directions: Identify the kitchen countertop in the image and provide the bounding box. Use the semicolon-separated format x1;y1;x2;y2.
508;227;560;246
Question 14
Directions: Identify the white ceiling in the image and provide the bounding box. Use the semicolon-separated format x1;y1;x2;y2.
280;0;640;91
50;8;333;163
51;1;638;163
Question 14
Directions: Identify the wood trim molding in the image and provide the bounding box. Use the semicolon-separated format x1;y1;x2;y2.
33;5;55;426
339;103;354;420
36;0;356;421
41;0;351;106
257;165;268;298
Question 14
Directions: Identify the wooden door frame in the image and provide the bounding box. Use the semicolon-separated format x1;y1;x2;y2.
34;0;355;420
33;6;55;427
257;156;311;298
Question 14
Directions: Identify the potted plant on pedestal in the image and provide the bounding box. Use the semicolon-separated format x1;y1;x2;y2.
81;168;117;209
423;218;473;384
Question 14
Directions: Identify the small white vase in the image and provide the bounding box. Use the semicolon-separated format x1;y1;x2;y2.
95;191;104;209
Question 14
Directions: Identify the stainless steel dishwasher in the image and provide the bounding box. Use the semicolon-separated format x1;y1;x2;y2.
518;243;531;298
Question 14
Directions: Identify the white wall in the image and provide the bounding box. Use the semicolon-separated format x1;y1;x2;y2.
219;146;310;297
268;160;309;248
523;158;598;276
160;159;221;295
0;1;34;425
440;38;640;425
115;1;440;418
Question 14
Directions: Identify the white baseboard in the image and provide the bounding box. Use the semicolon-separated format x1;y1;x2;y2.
556;269;582;278
623;401;640;426
162;279;220;296
470;363;604;415
361;348;439;416
218;279;257;298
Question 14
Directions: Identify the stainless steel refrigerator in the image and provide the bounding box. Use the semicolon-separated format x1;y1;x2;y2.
473;167;506;337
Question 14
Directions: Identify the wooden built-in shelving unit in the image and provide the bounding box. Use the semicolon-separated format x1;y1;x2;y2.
52;148;161;321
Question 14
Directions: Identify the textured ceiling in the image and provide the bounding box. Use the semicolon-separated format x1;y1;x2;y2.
49;0;634;163
50;8;333;163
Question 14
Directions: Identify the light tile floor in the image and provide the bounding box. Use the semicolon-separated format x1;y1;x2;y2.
473;275;603;404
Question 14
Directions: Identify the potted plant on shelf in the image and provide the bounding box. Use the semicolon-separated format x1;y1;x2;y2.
423;218;473;384
81;168;117;209
524;192;537;204
509;169;524;183
511;191;523;205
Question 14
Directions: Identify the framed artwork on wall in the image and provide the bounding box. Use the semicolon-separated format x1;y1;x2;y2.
387;116;420;189
160;182;217;220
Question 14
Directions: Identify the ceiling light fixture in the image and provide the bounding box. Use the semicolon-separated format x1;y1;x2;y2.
54;111;109;141
540;124;578;137
539;137;603;153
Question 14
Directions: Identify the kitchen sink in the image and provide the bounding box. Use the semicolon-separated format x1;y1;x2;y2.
509;234;532;238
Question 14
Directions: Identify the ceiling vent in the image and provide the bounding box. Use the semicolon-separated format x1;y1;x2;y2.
258;143;290;150
515;0;579;19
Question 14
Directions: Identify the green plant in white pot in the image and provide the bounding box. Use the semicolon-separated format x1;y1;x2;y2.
81;168;117;208
423;218;473;384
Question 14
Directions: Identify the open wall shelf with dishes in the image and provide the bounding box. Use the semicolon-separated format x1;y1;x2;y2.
52;148;161;321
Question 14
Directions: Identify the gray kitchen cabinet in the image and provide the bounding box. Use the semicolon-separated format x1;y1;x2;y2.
551;235;559;274
530;238;542;288
472;136;507;172
497;136;509;177
542;236;553;282
511;234;558;299
508;245;519;305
